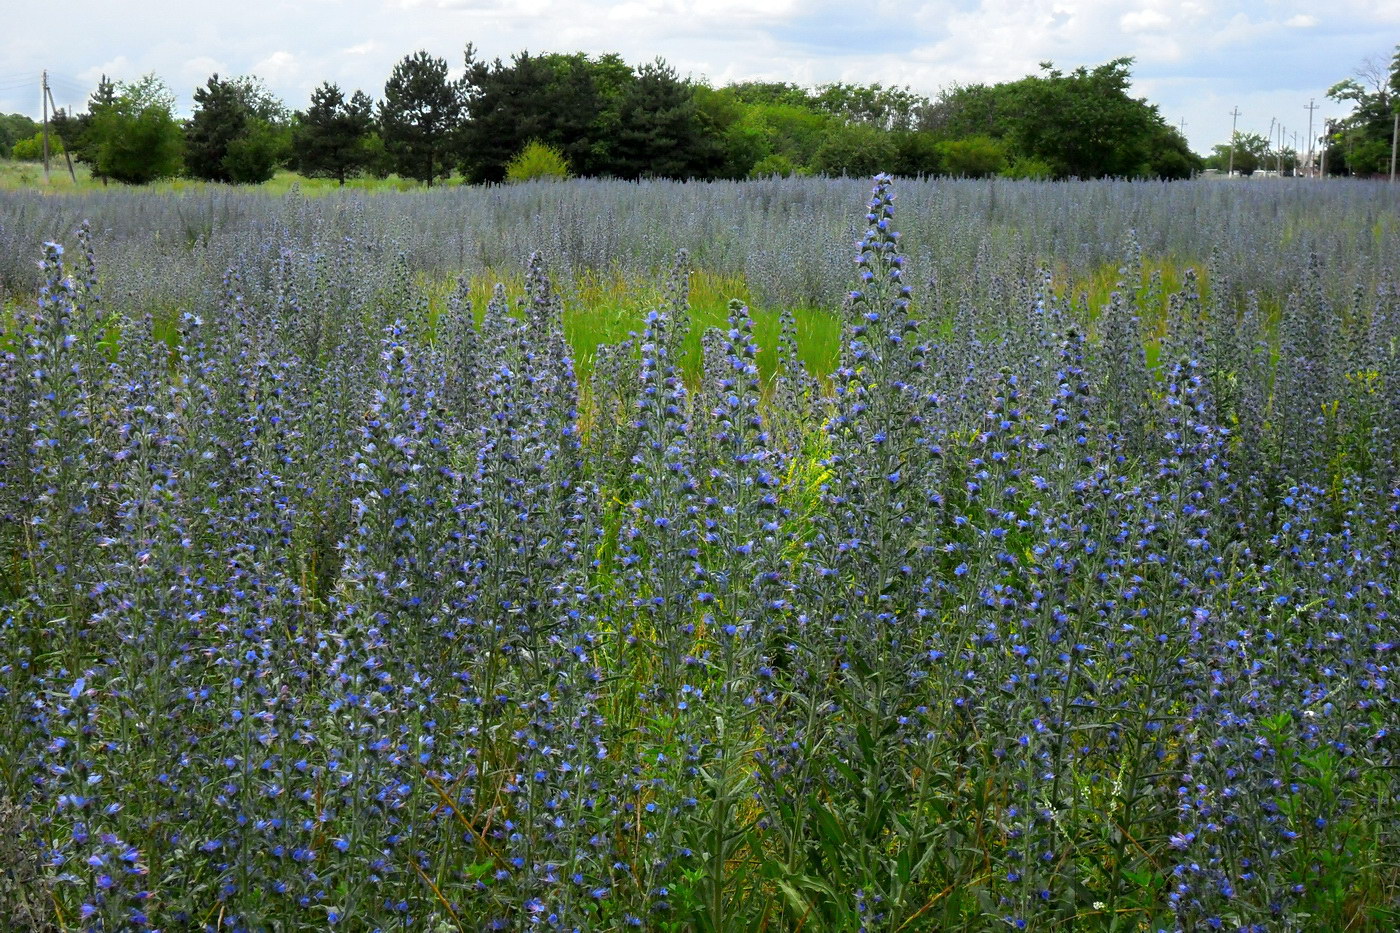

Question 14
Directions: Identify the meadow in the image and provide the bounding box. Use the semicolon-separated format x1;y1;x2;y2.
2;174;1399;931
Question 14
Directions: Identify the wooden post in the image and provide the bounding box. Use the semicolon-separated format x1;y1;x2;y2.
41;70;51;184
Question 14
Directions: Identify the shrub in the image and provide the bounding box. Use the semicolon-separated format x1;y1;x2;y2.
748;152;796;178
9;131;62;161
808;122;895;177
505;140;571;183
937;135;1005;177
222;122;279;184
1000;155;1054;180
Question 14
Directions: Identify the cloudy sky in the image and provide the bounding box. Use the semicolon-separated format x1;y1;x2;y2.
1;0;1396;156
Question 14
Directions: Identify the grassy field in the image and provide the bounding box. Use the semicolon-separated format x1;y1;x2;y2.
0;157;457;195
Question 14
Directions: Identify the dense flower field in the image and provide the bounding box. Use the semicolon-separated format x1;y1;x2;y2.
2;175;1399;931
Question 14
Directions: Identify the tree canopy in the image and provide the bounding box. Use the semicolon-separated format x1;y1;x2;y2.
930;59;1198;179
293;82;375;185
0;113;42;159
1325;45;1399;176
84;74;183;184
31;51;1209;185
379;50;463;186
185;74;287;184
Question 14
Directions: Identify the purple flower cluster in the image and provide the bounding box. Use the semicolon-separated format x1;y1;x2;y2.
2;176;1398;931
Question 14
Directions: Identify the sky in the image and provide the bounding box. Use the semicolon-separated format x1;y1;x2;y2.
1;0;1396;156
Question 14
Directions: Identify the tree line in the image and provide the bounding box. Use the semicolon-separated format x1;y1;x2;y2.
5;49;1200;185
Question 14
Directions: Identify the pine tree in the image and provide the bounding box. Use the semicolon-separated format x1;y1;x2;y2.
186;74;285;184
293;83;374;185
612;58;716;179
186;75;249;183
378;50;463;186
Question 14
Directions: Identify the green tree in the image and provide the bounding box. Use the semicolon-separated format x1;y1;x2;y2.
998;60;1161;177
692;84;762;178
890;130;943;177
748;152;797;177
86;74;183;184
379;50;464;186
186;74;285;183
937;135;1006;177
223;122;282;184
919;82;1002;139
459;49;617;183
813;82;929;131
733;101;831;172
49;77;117;179
612;58;717;179
809;122;895;177
1144;124;1201;179
293;82;375;184
0;113;42;159
1326;45;1398;175
926;60;1190;179
1206;131;1268;175
9;132;62;161
722;81;814;109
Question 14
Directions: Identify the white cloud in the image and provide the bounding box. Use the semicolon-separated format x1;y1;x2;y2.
78;55;135;85
1121;9;1171;32
250;50;300;83
687;0;800;19
179;55;228;86
1283;14;1316;27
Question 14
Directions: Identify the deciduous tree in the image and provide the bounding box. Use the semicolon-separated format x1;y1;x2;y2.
1326;45;1399;175
85;74;183;184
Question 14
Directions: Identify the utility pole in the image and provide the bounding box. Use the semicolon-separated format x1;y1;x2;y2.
1304;98;1319;178
1227;106;1241;176
43;78;78;183
41;69;50;184
1391;109;1398;183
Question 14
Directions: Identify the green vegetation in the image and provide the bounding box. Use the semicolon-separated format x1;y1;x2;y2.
82;74;184;184
7;131;62;161
293;82;377;185
0;113;42;159
185;74;288;184
1325;43;1400;175
379;50;464;186
504;140;572;183
2;175;1398;931
924;59;1198;178
4;47;1207;190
